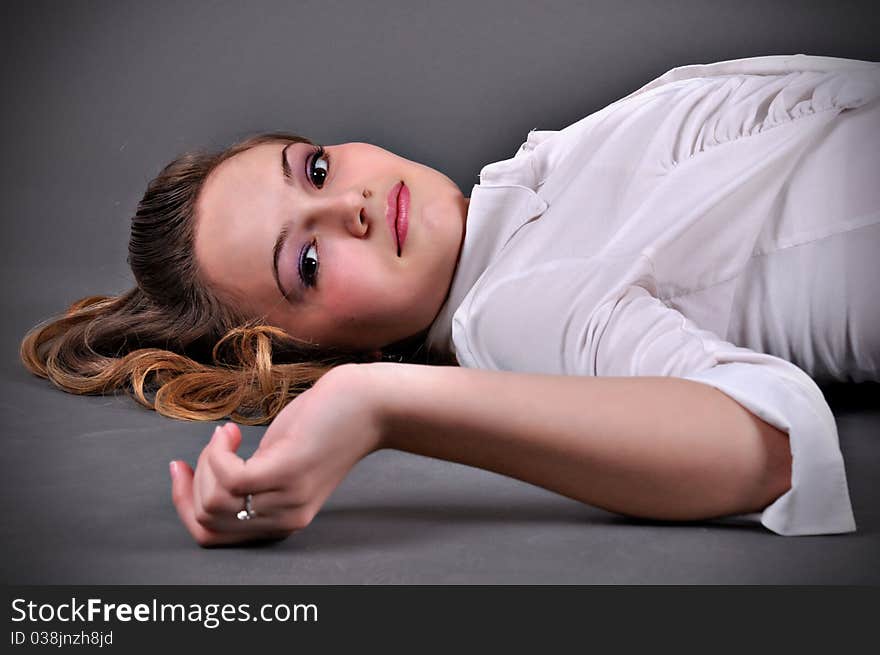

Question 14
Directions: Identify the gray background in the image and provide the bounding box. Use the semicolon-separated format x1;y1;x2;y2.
1;0;878;583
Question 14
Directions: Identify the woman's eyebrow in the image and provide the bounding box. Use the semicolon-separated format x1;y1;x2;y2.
273;143;302;304
272;223;292;302
272;222;303;305
280;142;295;185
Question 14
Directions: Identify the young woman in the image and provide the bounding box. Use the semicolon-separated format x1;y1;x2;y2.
21;54;879;545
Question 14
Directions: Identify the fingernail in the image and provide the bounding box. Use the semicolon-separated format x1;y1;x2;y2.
169;461;177;478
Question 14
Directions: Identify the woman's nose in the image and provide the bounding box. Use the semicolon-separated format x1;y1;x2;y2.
307;189;369;237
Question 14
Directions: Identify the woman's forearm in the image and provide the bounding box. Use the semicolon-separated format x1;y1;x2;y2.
362;363;792;521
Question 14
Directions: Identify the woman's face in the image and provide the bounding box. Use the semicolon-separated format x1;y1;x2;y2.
194;141;468;352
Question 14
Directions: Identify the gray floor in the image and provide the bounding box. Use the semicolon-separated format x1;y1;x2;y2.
2;284;878;584
2;1;878;584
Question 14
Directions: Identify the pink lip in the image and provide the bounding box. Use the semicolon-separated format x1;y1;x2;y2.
385;181;409;256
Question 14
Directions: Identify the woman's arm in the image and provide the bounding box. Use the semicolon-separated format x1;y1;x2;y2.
169;361;792;545
365;362;792;521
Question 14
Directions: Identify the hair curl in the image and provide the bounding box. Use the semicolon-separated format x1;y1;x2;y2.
19;132;442;425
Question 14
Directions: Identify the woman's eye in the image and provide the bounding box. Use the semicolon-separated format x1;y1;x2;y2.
308;147;330;189
298;241;319;289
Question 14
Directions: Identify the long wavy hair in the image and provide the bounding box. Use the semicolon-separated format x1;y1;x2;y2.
19;132;439;425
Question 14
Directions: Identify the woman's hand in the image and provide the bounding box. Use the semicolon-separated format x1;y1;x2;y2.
169;363;387;547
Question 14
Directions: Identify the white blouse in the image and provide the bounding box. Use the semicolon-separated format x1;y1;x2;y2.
426;54;880;536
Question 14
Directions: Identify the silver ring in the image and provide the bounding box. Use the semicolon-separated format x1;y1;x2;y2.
236;494;256;521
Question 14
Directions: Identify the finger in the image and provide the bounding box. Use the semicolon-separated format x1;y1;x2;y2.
193;426;257;527
194;424;313;534
191;425;223;512
198;482;311;533
217;420;242;451
195;423;253;514
246;489;310;514
193;427;233;521
209;423;281;496
194;426;289;530
170;460;286;546
170;459;228;545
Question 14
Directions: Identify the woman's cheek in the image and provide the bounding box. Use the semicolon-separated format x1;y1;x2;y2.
322;256;381;321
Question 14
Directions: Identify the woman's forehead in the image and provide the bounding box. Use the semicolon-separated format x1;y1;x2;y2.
199;145;285;227
194;146;287;298
213;143;285;190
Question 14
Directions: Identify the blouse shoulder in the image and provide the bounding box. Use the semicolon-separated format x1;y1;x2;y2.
619;53;879;101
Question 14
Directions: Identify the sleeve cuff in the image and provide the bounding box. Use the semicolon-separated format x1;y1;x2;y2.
682;362;856;536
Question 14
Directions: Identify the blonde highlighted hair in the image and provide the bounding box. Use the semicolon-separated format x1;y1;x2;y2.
19;132;434;425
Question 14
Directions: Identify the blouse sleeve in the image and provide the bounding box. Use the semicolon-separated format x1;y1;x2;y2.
455;261;856;536
594;283;856;536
